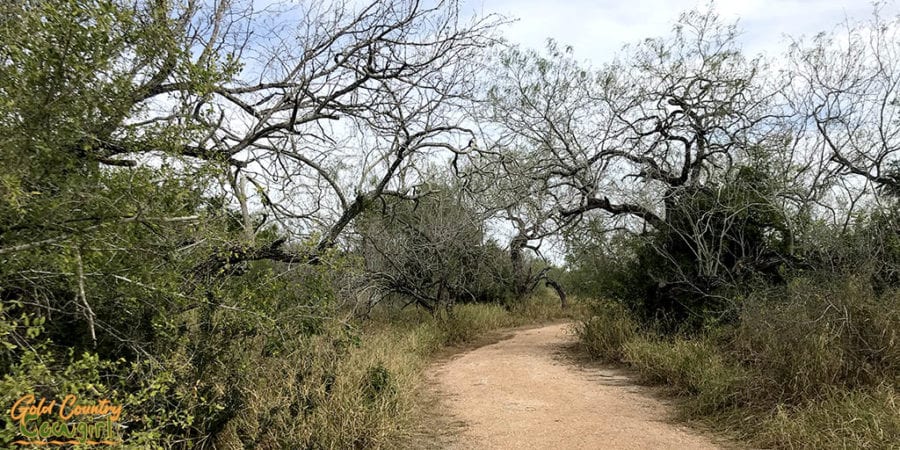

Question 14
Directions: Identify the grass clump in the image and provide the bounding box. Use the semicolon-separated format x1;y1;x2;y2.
206;294;575;449
734;278;900;403
438;304;517;344
210;322;427;449
623;335;747;416
243;293;578;448
576;299;638;362
761;385;900;449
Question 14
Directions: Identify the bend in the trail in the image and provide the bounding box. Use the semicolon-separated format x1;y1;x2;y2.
425;323;721;450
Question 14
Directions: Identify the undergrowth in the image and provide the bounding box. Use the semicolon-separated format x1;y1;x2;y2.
577;277;900;449
0;291;577;449
279;293;581;448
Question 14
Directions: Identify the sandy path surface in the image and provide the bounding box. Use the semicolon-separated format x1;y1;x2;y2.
426;323;720;450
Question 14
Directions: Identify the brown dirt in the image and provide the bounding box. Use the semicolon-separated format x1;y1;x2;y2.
423;322;722;449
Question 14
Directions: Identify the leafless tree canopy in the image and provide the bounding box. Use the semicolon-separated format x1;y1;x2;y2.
487;12;801;224
790;7;900;199
92;0;502;259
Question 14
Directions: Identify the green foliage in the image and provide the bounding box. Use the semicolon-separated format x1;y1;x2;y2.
564;164;799;330
562;220;641;301
641;166;793;325
363;363;395;402
0;304;189;447
0;2;325;446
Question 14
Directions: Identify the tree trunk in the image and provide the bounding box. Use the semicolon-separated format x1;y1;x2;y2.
509;233;529;300
545;278;568;309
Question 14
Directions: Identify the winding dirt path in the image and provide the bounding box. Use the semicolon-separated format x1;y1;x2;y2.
426;323;721;449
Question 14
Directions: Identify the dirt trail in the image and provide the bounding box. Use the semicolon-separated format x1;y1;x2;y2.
426;323;720;449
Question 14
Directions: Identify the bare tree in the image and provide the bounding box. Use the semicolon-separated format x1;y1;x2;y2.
789;7;900;199
479;10;801;307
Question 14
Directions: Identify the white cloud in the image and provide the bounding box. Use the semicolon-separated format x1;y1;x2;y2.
463;0;893;63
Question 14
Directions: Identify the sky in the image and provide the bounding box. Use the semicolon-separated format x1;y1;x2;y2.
460;0;890;64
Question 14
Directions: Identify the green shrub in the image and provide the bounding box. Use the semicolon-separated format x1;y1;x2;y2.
363;363;395;402
0;305;189;448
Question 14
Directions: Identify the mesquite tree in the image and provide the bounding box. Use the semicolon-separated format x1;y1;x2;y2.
480;11;801;316
789;7;900;202
460;148;570;306
1;0;502;270
785;7;900;286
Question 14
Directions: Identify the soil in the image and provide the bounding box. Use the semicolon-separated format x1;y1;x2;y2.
418;322;722;449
